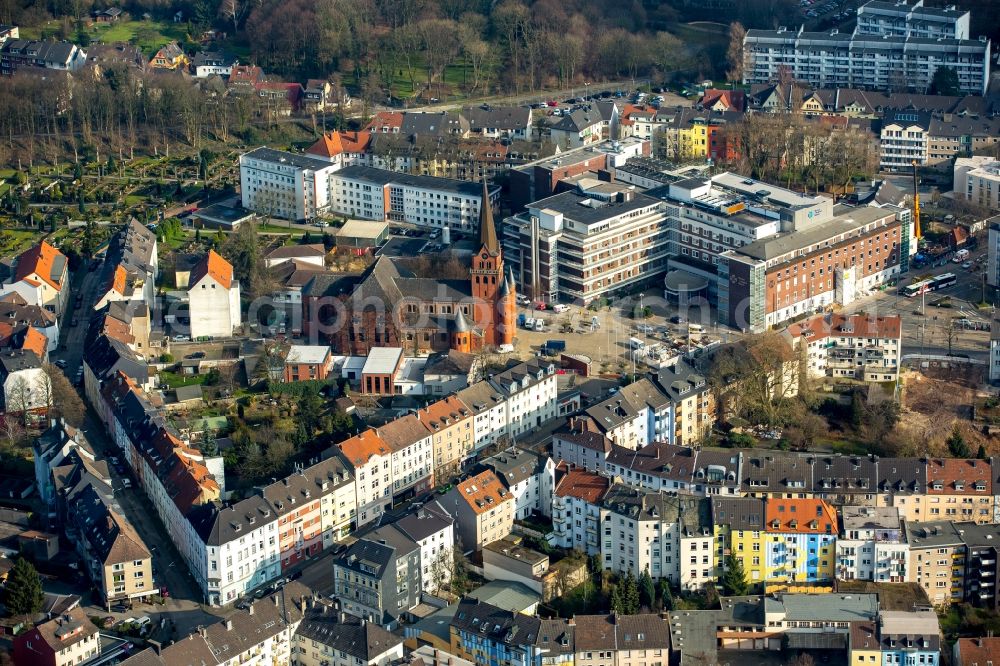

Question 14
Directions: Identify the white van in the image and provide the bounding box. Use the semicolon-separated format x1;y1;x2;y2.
953;249;970;263
629;337;645;350
534;319;546;331
552;304;569;313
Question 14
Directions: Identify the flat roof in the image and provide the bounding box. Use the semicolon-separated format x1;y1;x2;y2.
286;345;330;366
242;146;334;172
334;165;495;198
733;205;892;262
193;203;256;224
526;190;661;226
361;347;403;375
336;220;390;239
766;593;878;622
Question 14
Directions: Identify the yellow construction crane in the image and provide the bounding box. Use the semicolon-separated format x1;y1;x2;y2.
911;159;922;240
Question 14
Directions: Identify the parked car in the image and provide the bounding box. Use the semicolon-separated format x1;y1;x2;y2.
552;304;569;313
173;334;190;342
54;359;67;369
185;351;206;359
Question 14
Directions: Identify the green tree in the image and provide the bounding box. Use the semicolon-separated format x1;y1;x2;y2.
977;444;988;460
4;557;43;616
77;190;86;214
73;162;82;181
638;569;656;609
657;578;673;611
610;582;625;614
621;570;640;614
721;555;750;596
106;154;117;176
199;153;208;181
930;66;960;96
947;426;971;458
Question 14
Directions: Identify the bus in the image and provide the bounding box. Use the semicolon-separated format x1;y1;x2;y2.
901;272;957;297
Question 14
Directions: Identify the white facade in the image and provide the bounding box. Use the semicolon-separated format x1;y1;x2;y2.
390;435;433;501
497;366;558;441
188;270;241;340
202;505;281;605
1;365;47;413
743;27;991;96
329;166;498;233
552;491;603;555
955;156;1000;212
856;0;969;39
880;117;929;170
353;449;392;527
239;147;339;222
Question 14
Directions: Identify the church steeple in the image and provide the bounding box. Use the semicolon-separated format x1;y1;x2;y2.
478;180;499;256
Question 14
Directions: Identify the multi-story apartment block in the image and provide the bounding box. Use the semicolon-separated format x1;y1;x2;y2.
68;484;154;606
876;457;928;520
956;522;1000;610
187;250;241;340
333;531;421;628
13;608;101;666
741;452;814;500
836;506;908;582
763;592;878;639
188;495;280;606
743;19;991;96
552;463;611;555
877;609;942;666
337;414;434;527
954;636;1000;666
955;156;1000;212
712;496;768;588
418;395;474;480
603;442;697;494
651;362;715;446
294;607;405;666
482;448;555;521
600;485;714;590
785;313;903;383
329;166;500;233
239;147;339;221
881;109;1000;170
491;360;559;441
0;38;87;76
449;598;547;666
904;520;965;605
260;457;356;572
584;391;649;451
33;421;97;525
440;469;515;551
691;449;743;497
924;458;993;523
454;380;510;453
502;181;671;303
857;1;969;39
394;507;455;593
764;498;838;583
810;455;879;507
570;614;672;666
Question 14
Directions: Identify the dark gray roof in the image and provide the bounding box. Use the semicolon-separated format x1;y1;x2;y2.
334;165;494;198
602;484;711;534
423;350;475;377
653;360;709;401
392;506;454;542
463;105;531;132
732;205;892;262
741;452;812;493
904;520;963;548
527;190;661;227
188;495;277;546
301;272;361;298
605;442;696;484
0;348;41;373
711;496;765;531
811;454;877;493
401;111;469;137
242;147;333;171
297;607;403;658
551;107;604;132
693;449;742;487
877;457;927;493
954;521;1000;547
483;448;550;488
337;533;416;578
451;597;541;646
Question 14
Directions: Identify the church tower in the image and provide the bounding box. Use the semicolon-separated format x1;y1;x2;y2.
470;181;513;347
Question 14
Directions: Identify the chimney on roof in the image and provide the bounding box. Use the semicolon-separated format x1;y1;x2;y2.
248;602;254;615
225;619;233;631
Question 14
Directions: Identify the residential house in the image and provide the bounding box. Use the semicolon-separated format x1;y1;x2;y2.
651;362;716;446
784;313;903;384
333;532;421;628
904;520;965;606
924;458;993;523
481;448;554;521
302;79;332;111
294;606;405;666
551;423;613;472
570;613;672;666
440;469;514;551
149;41;188;70
550;108;605;148
423;350;477;396
33;421;96;522
691;449;743;497
187;250;241;339
600;484;715;589
741;452;813;499
463;105;533;141
2;241;69;318
762;593;878;647
603;441;697;494
551;463;610;555
957;522;1000;610
454;380;512;454
418;395;474;479
878;609;941;666
13;608;101;666
877;457;928;520
67;484;154;606
0;294;58;352
764;498;838;584
336;429;395;527
449;598;545;666
584;393;648;451
190;51;236;78
394;506;455;593
0;39;87;75
282;345;333;383
305;130;372;168
239;147;339;221
712;496;768;588
835;506;908;582
264;243;326;269
260;456;356;571
0;348;46;416
810;455;879;507
955;156;1000;212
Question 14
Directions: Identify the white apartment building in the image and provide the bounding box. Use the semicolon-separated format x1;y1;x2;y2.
483;448;556;520
329;165;500;233
600;485;714;590
455;380;509;453
856;0;970;39
490;361;559;441
190;496;281;605
395;508;455;592
988;221;1000;292
743;26;991;96
239;147;339;221
585;392;649;451
955;156;1000;212
991;317;1000;384
551;465;610;555
835;506;908;582
880;110;931;170
338;430;395;527
187;250;241;340
502;182;671;303
785;313;903;383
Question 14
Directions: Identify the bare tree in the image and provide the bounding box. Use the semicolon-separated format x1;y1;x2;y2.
6;376;34;427
428;545;456;596
726;22;747;83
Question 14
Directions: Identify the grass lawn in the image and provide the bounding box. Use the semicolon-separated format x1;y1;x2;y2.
545;580;607;617
88;19;188;58
158;370;209;388
0;229;44;256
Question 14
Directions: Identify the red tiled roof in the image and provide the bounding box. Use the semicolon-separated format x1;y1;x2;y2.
786;313;901;342
454;470;510;515
19;326;46;357
189;250;233;289
306;130;372;158
765;498;837;534
554;463;610;503
418;396;472;433
365;111;404;131
927;458;992;495
338;429;391;468
955;637;1000;665
14;241;66;291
